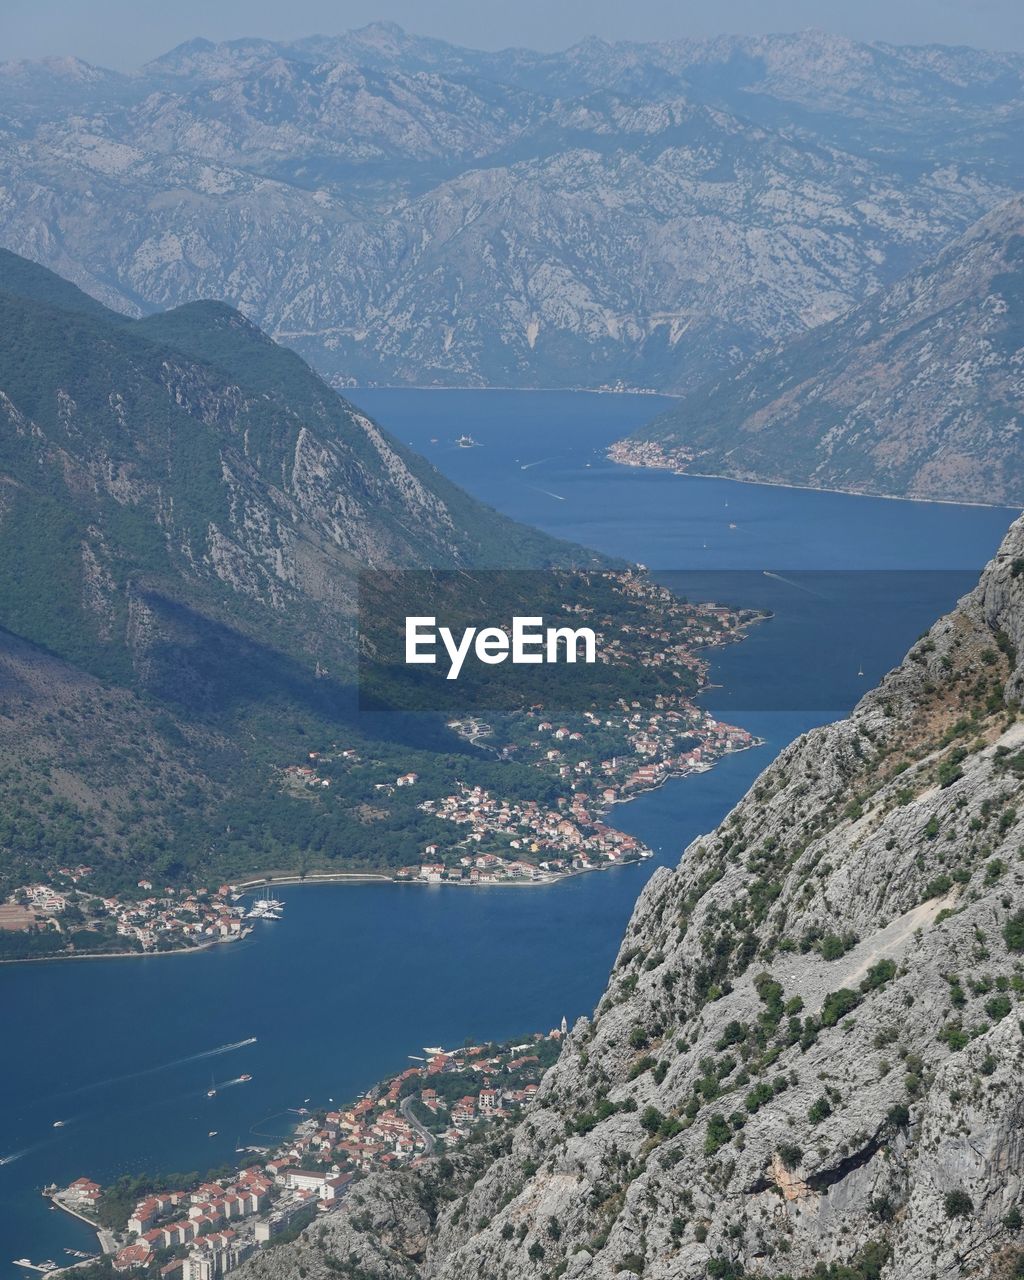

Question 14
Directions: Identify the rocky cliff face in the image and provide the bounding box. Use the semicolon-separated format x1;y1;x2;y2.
622;194;1024;505
245;518;1024;1277
0;27;1021;392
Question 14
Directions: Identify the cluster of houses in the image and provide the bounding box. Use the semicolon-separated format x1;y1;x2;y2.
404;701;756;884
266;576;760;894
606;437;693;473
110;1171;274;1276
60;1162;343;1278
106;883;248;952
59;1031;562;1278
3;878;249;955
408;783;647;883
611;712;756;794
298;1029;561;1174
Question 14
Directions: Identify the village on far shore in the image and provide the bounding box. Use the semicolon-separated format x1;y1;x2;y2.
606;439;695;474
42;1028;566;1280
0;874;250;961
288;578;763;887
400;702;757;885
281;697;758;889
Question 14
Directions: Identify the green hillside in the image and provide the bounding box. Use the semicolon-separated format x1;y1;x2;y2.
0;251;607;899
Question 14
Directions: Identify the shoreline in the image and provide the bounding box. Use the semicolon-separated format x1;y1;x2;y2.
607;452;1020;514
0;744;764;966
333;381;682;400
46;1192;114;1266
0;929;251;967
250;740;765;892
233;871;393;890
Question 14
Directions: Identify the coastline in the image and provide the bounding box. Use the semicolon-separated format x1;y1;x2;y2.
607;452;1020;513
332;381;682;400
233;871;393;890
0;742;764;967
47;1193;114;1263
0;928;252;967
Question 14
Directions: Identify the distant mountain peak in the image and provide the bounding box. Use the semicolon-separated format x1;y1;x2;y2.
352;20;410;39
147;36;216;65
2;26;1022;395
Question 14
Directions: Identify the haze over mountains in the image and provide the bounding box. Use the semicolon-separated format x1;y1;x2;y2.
4;18;1024;1277
1;23;1022;393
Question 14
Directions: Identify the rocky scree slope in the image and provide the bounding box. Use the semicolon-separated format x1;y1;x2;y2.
244;519;1024;1277
624;194;1024;506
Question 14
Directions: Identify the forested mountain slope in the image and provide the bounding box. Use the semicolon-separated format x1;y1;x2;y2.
0;249;585;687
0;250;592;893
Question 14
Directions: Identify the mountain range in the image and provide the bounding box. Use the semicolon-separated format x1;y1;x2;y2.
0;24;1022;392
618;193;1024;505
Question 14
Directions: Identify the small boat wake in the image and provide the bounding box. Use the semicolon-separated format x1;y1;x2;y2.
193;1037;257;1062
529;486;566;502
0;1138;50;1167
762;570;826;598
49;1037;258;1101
220;1075;254;1090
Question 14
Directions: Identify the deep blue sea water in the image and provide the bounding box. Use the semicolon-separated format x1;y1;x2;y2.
0;389;1017;1270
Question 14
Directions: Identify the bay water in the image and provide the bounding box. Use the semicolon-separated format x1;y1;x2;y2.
0;389;1015;1269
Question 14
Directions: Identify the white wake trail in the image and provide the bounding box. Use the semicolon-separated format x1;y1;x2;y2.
49;1037;258;1100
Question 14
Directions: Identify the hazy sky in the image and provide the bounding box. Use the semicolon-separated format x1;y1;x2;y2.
2;0;1022;68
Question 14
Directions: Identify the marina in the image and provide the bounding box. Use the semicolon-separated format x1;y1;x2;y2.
245;897;286;921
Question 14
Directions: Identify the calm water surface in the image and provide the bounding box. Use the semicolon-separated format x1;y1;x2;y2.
0;390;1017;1269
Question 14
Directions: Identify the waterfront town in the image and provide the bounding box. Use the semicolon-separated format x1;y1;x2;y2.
280;702;757;889
274;693;757;889
606;438;695;474
1;574;762;953
284;576;762;887
0;876;250;960
403;702;757;884
46;1029;564;1279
